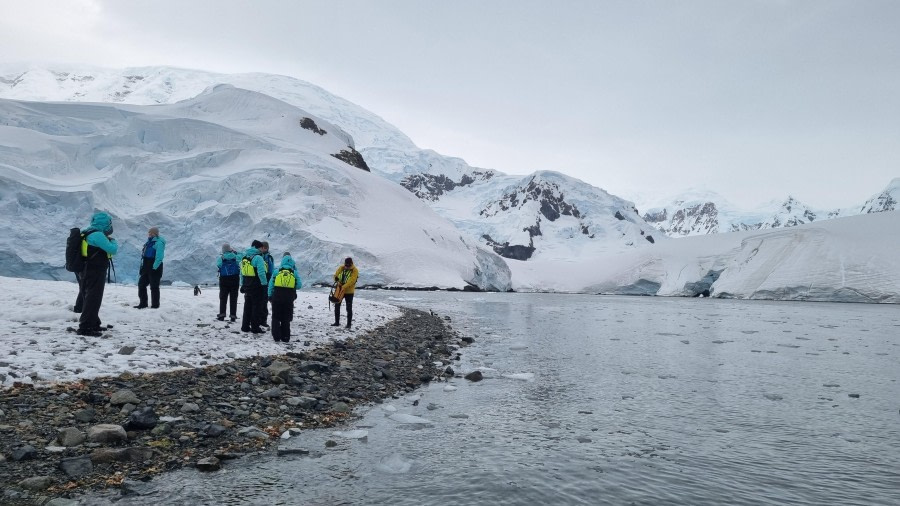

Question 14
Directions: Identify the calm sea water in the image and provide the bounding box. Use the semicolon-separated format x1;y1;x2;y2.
82;293;900;505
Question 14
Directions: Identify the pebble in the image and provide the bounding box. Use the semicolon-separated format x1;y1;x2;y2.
59;455;93;477
11;444;37;461
464;371;483;382
18;475;53;491
195;457;221;472
181;402;201;413
58;427;86;447
110;389;140;406
87;424;127;443
277;447;310;456
74;408;97;423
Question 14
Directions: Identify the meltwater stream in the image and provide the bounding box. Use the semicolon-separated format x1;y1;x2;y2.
82;293;899;505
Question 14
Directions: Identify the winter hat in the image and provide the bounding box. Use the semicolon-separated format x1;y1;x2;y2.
251;240;263;248
222;243;231;253
283;251;291;257
344;257;353;266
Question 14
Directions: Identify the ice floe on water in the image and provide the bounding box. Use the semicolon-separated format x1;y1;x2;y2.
388;413;432;425
332;429;369;440
375;453;414;474
501;372;535;381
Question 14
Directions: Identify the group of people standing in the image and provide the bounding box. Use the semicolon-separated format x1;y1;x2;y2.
71;211;360;342
216;241;359;342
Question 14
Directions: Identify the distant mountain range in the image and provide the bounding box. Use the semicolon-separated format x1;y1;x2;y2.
0;64;897;301
638;179;898;236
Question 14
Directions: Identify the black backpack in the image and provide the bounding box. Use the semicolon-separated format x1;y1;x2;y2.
65;227;85;273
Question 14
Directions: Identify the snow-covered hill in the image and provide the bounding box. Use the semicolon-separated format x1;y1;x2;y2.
0;86;511;289
0;64;662;261
509;211;900;302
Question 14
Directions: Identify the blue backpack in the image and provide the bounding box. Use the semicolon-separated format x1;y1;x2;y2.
219;256;240;276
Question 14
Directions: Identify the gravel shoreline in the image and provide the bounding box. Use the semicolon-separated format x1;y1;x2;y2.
0;309;464;505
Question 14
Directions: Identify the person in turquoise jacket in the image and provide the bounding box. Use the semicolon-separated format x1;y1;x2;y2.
240;240;268;333
78;211;119;336
216;243;242;321
136;226;166;309
268;252;301;343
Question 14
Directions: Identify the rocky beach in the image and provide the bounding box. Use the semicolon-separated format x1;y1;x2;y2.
0;309;465;505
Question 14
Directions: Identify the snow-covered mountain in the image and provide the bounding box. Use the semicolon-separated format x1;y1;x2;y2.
0;86;511;290
510;211;900;303
1;64;896;303
640;180;897;237
0;64;662;261
858;177;899;214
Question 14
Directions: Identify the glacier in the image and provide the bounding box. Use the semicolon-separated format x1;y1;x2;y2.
510;211;900;303
0;85;511;290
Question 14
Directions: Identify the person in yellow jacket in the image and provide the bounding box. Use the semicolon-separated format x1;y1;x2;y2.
331;257;359;329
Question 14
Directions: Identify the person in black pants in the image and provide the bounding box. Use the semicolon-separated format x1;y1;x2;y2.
136;227;166;309
74;271;84;313
331;257;358;329
268;252;301;342
240;241;267;334
216;243;241;321
259;241;274;328
78;212;119;337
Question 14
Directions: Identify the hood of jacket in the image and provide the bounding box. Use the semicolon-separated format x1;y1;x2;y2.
222;251;239;261
88;212;113;234
279;255;296;270
243;247;260;257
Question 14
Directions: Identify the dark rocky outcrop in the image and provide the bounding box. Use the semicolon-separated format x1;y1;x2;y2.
481;234;535;261
299;117;326;135
331;148;370;171
400;171;494;201
483;177;581;223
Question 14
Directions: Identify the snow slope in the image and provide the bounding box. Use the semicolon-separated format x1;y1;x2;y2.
0;64;662;262
0;86;511;290
510;211;900;303
0;277;402;388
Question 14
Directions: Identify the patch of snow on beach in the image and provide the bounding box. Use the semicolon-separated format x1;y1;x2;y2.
0;276;402;388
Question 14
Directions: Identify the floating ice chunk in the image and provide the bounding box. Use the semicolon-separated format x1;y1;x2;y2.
381;404;397;413
763;393;784;401
501;373;535;382
159;416;183;422
332;429;369;439
389;413;432;424
443;385;458;392
375;453;413;474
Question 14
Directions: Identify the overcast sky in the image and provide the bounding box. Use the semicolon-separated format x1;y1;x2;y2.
2;0;898;208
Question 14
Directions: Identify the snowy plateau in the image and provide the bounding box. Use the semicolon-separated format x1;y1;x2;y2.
0;64;898;302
